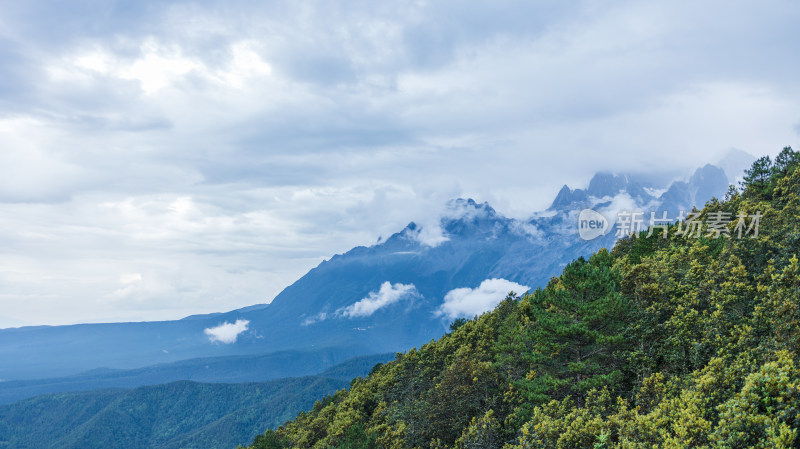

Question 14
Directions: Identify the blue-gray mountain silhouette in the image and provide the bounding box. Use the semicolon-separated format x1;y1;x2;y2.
0;158;750;385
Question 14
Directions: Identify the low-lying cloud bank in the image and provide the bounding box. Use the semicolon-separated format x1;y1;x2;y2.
204;319;250;344
339;282;419;318
301;281;419;325
438;278;530;319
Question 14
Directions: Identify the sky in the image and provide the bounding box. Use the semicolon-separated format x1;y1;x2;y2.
1;0;799;328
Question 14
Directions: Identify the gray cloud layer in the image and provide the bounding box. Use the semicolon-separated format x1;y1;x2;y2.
1;0;799;326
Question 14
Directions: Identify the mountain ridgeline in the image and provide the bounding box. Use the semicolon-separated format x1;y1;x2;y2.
0;154;743;385
241;148;800;448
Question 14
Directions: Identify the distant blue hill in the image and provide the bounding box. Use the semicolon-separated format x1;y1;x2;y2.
0;353;394;449
0;347;379;405
0;156;748;383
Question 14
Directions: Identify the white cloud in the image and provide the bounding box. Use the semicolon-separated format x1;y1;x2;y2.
595;192;641;228
339;282;418;318
438;278;529;319
57;40;202;94
511;221;544;241
53;38;272;95
405;222;449;248
216;41;273;88
404;199;498;247
119;273;143;284
204;319;250;344
124;43;200;94
301;311;328;326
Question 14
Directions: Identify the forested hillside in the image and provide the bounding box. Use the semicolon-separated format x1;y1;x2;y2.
243;147;800;449
0;354;393;449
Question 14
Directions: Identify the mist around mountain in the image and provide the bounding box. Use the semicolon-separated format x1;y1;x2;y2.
0;153;752;387
239;147;800;449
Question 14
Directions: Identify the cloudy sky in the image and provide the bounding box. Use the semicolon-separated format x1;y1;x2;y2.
1;0;799;327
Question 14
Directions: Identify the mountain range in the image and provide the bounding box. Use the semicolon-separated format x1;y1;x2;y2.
0;151;753;398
